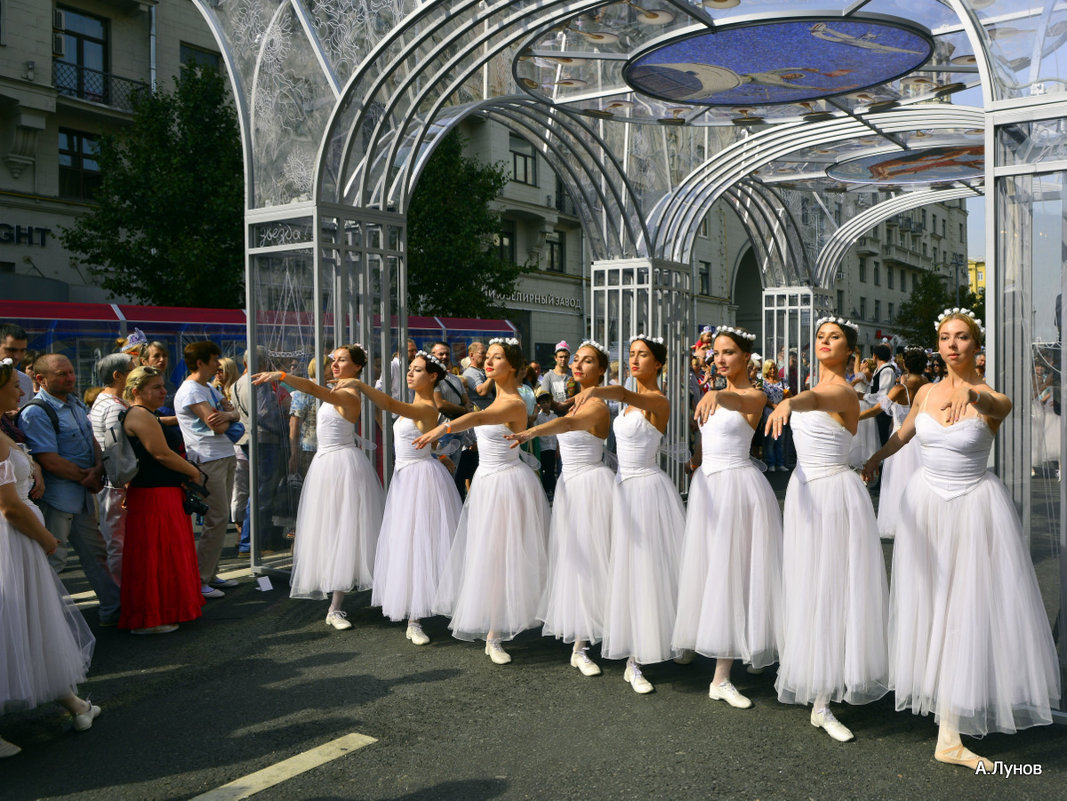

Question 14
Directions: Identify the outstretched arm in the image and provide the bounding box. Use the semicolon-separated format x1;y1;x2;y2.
253;371;359;411
504;399;608;447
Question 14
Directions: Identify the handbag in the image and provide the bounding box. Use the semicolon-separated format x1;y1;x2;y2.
224;421;245;444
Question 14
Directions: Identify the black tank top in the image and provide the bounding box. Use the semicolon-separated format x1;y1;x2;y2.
127;407;189;488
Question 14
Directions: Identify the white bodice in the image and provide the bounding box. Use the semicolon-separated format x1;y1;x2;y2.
699;408;755;476
614;410;662;481
914;412;993;500
557;429;606;478
392;416;431;471
475;424;522;470
316;402;357;453
0;444;33;500
790;410;853;483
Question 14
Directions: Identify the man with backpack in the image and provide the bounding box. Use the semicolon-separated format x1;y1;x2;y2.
19;353;121;625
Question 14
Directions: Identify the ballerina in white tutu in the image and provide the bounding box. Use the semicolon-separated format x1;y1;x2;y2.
414;339;549;665
571;335;685;694
848;355;881;468
863;309;1060;772
682;326;784;709
253;345;384;631
504;341;614;677
765;317;889;742
859;347;928;540
347;351;462;646
0;360;99;757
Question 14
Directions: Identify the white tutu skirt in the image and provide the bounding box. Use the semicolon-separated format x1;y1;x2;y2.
602;473;685;664
776;470;889;706
673;466;783;668
372;458;461;621
434;463;549;641
289;446;384;600
876;439;921;539
890;473;1060;736
538;464;615;644
1;509;95;713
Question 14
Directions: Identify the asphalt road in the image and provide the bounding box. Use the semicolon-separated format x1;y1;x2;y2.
3;478;1066;801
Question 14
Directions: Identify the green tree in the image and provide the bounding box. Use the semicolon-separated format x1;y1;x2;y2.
894;269;986;345
406;131;529;316
62;65;244;308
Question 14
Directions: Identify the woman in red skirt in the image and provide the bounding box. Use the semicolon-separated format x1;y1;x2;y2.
120;366;205;634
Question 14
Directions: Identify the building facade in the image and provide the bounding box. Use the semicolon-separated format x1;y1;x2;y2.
0;0;220;302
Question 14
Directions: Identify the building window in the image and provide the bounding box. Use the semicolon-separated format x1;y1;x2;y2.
859;297;867;319
834;203;842;225
887;267;894;290
837;290;844;313
959;223;964;242
873;263;880;286
922;242;928;257
978;270;984;281
698;216;708;238
901;271;908;293
546;232;564;273
874;300;881;321
941;219;947;238
859;259;866;282
888;302;894;321
58;127;101;199
55;7;109;103
180;43;221;71
498;221;515;264
698;260;711;295
509;135;537;186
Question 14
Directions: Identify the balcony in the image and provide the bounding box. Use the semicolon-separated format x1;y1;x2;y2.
54;60;149;113
881;243;920;267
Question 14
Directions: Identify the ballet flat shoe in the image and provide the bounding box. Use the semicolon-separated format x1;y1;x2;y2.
570;649;601;677
0;736;21;758
810;707;853;742
623;662;654;694
485;639;511;664
708;680;753;709
405;623;430;646
935;744;995;773
71;703;101;732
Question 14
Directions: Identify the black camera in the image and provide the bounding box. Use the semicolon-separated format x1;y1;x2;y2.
181;475;211;516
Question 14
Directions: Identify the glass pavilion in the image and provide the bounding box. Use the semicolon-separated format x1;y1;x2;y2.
191;0;1067;715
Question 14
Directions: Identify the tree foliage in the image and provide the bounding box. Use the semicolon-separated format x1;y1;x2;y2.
406;131;529;316
894;269;985;346
61;65;244;308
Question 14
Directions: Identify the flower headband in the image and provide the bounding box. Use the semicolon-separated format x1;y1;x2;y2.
630;333;664;345
714;325;756;342
815;315;859;333
489;337;520;347
935;307;985;336
414;350;446;371
578;339;609;357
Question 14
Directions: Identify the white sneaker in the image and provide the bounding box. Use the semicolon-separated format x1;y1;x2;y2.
708;680;753;709
624;660;653;694
570;648;601;676
325;610;353;630
71;702;101;732
810;707;854;742
485;639;511;664
405;622;430;646
201;584;225;599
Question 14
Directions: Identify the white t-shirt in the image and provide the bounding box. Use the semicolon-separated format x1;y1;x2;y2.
89;392;129;448
535;410;558;450
174;379;233;463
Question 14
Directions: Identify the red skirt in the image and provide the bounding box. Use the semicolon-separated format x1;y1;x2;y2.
119;486;205;630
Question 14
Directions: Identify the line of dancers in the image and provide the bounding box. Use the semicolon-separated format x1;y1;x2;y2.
249;310;1060;774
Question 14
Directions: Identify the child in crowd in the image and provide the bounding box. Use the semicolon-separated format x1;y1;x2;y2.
534;390;558;501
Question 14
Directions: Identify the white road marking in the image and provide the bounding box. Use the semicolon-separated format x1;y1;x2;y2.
189;733;377;801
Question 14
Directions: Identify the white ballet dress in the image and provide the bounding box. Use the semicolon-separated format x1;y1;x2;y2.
891;411;1061;736
673;408;784;668
371;416;462;622
848;378;881;466
289;402;384;600
601;410;685;664
876;390;919;540
538;428;615;644
776;410;889;706
1;445;95;713
434;424;549;642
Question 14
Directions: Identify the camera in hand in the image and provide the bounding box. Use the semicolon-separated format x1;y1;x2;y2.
181;476;211;516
